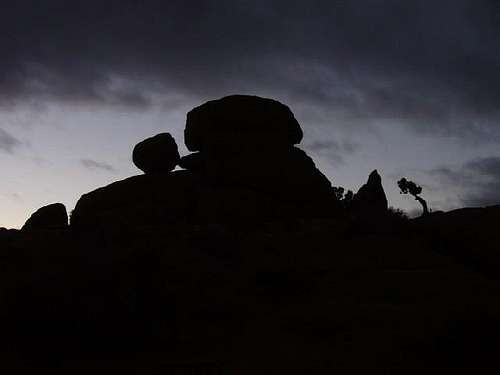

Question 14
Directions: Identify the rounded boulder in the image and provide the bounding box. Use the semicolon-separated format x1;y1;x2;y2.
184;95;303;152
22;203;68;230
132;133;180;174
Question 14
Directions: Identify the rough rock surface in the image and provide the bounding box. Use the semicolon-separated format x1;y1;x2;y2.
71;168;335;228
184;95;303;151
352;170;388;216
22;203;68;230
71;171;197;229
132;133;180;174
181;147;330;188
74;95;341;227
178;152;205;173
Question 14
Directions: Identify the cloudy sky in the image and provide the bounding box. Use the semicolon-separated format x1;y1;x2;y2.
1;0;500;227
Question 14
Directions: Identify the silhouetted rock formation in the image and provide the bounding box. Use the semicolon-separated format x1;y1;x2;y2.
72;95;337;228
351;170;388;216
132;133;180;174
22;203;68;230
182;147;332;195
181;95;336;217
184;95;303;151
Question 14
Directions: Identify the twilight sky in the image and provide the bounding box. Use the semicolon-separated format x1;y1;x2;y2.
1;0;500;228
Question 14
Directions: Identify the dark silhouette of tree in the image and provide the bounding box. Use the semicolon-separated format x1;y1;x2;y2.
397;178;429;216
344;190;353;203
333;186;353;202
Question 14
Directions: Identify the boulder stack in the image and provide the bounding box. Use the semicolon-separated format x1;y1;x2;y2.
132;133;180;174
72;95;339;228
181;95;335;214
22;203;68;231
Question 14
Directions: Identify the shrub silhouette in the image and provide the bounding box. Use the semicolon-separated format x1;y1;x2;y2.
332;186;353;204
397;177;429;216
387;206;409;220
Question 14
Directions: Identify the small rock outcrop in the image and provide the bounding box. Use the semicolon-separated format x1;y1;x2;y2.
351;170;388;216
22;203;68;230
132;133;180;174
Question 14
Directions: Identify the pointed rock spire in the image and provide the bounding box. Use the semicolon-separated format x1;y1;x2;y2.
352;169;388;216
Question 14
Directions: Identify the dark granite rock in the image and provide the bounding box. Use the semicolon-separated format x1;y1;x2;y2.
22;203;68;230
184;95;303;152
71;171;198;229
177;147;336;216
178;152;206;173
132;133;180;174
208;147;331;193
352;170;388;216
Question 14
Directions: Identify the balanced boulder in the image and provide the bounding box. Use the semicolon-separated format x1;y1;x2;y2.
132;133;180;174
179;95;338;219
184;95;303;152
22;203;68;230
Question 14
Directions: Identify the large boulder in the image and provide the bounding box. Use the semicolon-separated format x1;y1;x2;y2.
178;147;337;218
71;171;198;229
351;170;388;216
132;133;180;174
71;168;335;231
22;203;68;230
184;95;303;152
179;147;333;195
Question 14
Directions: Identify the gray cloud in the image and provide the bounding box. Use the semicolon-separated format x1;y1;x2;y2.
80;159;117;172
429;156;500;207
304;139;358;165
0;0;499;142
0;128;22;153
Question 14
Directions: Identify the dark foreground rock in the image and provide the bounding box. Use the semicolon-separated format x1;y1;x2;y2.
2;207;500;374
22;203;68;231
412;204;500;277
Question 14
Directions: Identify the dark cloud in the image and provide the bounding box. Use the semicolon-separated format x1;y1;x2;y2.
80;159;116;172
0;1;500;139
0;128;22;153
430;156;500;207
